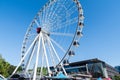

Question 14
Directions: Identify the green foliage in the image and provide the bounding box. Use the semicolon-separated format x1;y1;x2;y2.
7;65;16;76
42;67;47;75
0;55;9;77
114;75;120;80
37;67;47;75
0;54;47;78
0;54;17;77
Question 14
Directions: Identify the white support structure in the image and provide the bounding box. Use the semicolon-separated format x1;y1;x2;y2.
12;0;84;79
25;42;36;73
41;33;51;77
103;67;109;78
33;33;42;80
47;36;67;76
86;64;89;74
50;37;66;53
12;35;39;76
47;39;57;70
39;49;45;78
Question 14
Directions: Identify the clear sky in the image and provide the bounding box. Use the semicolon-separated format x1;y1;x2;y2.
0;0;120;67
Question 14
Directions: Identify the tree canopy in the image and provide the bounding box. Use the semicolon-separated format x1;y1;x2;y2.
114;75;120;80
0;54;16;77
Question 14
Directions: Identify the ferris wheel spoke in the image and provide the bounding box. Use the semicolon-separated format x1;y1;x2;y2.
34;19;40;27
67;6;78;17
40;13;44;26
47;36;61;62
38;13;42;25
51;17;78;31
50;32;74;37
50;17;77;31
50;0;74;20
27;33;37;37
47;36;67;76
62;17;78;25
44;2;53;23
47;1;68;25
47;37;61;72
51;13;61;21
49;4;59;20
42;9;46;24
47;40;57;68
49;4;67;21
44;1;52;23
46;13;60;29
55;4;67;15
46;4;55;23
48;2;62;21
50;14;61;24
49;37;66;53
44;5;52;24
42;7;46;23
42;8;48;24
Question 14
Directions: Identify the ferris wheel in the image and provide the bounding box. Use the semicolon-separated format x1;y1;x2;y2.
11;0;84;79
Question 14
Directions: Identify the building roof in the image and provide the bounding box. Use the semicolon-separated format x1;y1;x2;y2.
69;58;105;66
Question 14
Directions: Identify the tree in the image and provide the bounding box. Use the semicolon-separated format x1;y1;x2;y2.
0;54;19;77
0;54;2;59
114;75;120;80
7;65;16;76
0;55;7;76
37;67;47;75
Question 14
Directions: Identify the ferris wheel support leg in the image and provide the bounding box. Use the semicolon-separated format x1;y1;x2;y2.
41;34;51;77
40;49;45;79
47;40;57;72
33;33;42;80
47;37;67;76
25;42;36;73
11;35;39;76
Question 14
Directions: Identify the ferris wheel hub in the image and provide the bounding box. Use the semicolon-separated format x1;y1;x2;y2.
36;27;41;34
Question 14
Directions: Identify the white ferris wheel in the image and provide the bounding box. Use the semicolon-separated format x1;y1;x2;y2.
11;0;84;79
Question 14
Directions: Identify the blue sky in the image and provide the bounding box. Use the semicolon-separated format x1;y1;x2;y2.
0;0;120;67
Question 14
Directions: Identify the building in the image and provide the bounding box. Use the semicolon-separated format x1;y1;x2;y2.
115;66;120;74
64;58;119;79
